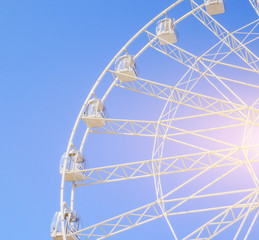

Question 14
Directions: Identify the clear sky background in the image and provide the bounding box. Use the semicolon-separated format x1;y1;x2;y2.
1;0;259;239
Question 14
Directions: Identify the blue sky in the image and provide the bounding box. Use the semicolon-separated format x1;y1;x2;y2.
1;0;259;239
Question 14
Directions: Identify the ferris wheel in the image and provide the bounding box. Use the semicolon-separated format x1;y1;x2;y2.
51;0;259;239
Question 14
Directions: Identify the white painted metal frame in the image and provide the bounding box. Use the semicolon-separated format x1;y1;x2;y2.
57;0;259;239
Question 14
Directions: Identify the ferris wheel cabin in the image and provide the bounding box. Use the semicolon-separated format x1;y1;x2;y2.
205;0;225;15
60;148;86;182
115;54;137;82
156;18;177;45
51;210;80;240
83;98;106;128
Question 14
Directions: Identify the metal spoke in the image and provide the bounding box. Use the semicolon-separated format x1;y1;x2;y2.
75;149;241;186
184;191;258;239
74;201;163;239
111;71;247;121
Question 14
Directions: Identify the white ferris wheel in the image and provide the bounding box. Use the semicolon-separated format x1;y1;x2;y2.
51;0;259;239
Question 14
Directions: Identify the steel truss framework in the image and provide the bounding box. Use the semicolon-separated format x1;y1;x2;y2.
58;0;259;239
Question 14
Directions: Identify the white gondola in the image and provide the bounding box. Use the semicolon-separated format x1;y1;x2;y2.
60;148;86;182
156;18;177;45
115;54;137;82
205;0;225;15
51;208;80;240
82;98;106;128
